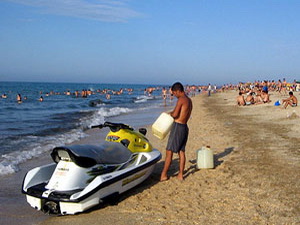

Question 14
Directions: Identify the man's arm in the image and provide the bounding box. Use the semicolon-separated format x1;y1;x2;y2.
283;96;292;103
170;98;183;119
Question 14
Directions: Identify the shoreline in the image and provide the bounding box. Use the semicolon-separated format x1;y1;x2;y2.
1;90;300;224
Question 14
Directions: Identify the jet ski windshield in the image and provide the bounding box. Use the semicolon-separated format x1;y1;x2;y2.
51;142;133;168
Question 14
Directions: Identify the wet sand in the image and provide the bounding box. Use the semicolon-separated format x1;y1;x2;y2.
2;90;300;224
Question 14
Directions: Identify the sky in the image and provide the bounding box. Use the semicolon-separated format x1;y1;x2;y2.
0;0;300;85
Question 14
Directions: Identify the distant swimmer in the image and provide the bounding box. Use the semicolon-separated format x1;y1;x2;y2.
17;93;22;103
162;87;167;100
81;89;87;98
168;87;173;100
162;87;167;106
39;96;44;102
1;93;7;99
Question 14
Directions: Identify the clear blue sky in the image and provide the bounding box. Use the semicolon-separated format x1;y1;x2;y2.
1;0;300;85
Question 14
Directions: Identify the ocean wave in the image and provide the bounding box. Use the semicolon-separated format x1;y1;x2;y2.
134;97;147;103
134;95;157;103
0;130;87;176
0;106;134;176
136;95;155;100
0;82;167;177
84;106;133;127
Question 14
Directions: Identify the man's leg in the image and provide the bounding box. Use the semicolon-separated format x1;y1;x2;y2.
285;101;291;109
178;151;186;181
160;150;173;181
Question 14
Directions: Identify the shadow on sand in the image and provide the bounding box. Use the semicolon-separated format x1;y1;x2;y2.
214;147;234;167
73;160;167;215
72;148;235;215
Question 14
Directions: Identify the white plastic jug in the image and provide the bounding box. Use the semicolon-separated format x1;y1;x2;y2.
152;112;174;140
196;146;214;169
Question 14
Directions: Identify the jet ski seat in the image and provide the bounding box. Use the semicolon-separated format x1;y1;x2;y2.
51;142;133;168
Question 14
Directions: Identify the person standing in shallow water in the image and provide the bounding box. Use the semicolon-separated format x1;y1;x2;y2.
160;82;193;181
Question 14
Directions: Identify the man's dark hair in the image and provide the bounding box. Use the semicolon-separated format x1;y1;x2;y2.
289;91;293;95
171;82;184;92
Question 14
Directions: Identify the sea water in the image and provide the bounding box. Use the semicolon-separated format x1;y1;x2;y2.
0;81;173;176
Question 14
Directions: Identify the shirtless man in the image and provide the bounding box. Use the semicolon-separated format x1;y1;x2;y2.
160;82;193;181
236;92;246;106
254;90;270;104
282;91;298;109
261;90;271;103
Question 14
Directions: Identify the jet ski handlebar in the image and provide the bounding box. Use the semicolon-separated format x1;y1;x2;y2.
91;122;133;132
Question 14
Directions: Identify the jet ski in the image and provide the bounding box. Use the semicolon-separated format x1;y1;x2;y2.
22;122;161;215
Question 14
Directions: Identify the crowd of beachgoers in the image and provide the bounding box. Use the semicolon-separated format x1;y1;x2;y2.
2;79;299;109
234;79;299;109
1;86;161;103
1;83;219;103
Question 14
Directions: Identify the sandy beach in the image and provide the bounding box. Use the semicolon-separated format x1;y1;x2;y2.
2;90;300;225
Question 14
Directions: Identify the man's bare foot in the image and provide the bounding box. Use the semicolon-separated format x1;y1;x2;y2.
160;175;169;182
177;174;184;181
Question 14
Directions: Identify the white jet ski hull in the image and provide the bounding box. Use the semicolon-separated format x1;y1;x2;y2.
22;148;161;215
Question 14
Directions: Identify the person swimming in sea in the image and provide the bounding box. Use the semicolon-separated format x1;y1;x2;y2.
17;93;22;103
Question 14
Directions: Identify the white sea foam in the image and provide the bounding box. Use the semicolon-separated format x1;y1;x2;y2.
0;130;87;176
87;107;133;127
135;95;155;100
134;98;147;103
133;95;161;104
0;106;134;176
99;106;132;117
0;103;165;177
0;82;167;177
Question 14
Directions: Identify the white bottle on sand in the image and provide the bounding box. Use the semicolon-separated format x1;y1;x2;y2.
196;146;214;169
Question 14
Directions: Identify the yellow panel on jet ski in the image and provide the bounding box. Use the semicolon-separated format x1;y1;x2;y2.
105;129;153;153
